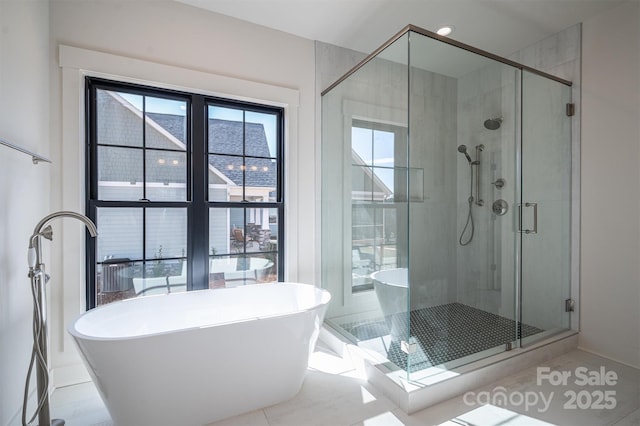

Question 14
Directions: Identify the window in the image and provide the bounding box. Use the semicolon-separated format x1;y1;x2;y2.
86;78;284;308
350;120;406;292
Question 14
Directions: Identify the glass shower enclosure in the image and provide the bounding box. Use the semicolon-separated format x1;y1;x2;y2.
321;25;572;379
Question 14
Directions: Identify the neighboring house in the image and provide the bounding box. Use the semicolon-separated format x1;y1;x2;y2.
96;90;275;261
351;149;393;202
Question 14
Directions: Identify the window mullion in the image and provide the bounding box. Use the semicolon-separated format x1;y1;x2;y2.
370;129;375;201
242;110;246;202
142;207;147;277
141;96;147;277
241;111;246;257
142;96;147;201
191;95;208;290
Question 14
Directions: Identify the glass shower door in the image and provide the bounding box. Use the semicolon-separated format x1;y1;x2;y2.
519;70;572;345
405;31;522;376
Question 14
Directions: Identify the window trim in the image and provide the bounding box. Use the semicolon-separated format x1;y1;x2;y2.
85;77;285;308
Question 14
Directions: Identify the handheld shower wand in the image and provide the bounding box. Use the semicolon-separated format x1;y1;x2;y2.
457;144;473;164
458;155;475;246
22;211;97;426
457;144;484;245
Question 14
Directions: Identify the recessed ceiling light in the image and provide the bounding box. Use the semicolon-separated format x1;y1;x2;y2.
436;26;454;36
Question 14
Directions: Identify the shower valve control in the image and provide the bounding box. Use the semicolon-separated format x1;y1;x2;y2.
492;178;506;189
492;199;509;216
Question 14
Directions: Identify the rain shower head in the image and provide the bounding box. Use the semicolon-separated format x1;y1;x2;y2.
457;144;473;163
484;117;503;130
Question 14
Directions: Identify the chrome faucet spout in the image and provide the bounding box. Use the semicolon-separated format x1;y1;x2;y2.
30;210;97;247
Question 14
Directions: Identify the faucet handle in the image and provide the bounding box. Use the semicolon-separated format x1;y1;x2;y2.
492;178;506;189
28;247;37;268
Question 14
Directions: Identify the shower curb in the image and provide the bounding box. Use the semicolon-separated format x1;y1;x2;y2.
319;326;578;414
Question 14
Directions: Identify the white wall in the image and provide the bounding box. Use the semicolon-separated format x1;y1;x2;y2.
0;1;50;424
49;0;316;386
580;0;640;368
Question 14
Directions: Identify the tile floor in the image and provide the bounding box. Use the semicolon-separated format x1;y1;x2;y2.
338;303;543;371
49;341;640;426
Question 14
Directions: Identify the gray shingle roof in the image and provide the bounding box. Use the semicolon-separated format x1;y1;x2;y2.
149;113;276;187
98;91;276;188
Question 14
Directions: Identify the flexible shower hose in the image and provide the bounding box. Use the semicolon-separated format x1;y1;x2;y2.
21;272;49;426
459;163;475;246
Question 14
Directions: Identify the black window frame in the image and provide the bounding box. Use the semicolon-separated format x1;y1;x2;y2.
85;77;285;309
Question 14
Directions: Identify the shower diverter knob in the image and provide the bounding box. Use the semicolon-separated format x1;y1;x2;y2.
492;178;506;189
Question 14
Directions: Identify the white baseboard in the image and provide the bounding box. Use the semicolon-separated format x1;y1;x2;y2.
8;365;91;426
52;363;91;389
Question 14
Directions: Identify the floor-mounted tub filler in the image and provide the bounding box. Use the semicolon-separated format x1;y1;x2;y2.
22;211;98;426
68;283;331;425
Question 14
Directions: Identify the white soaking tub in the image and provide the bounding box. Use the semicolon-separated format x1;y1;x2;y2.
68;283;331;425
371;268;408;339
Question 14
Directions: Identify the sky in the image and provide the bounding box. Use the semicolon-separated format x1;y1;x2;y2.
352;126;396;191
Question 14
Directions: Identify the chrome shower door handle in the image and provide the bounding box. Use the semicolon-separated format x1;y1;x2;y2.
518;202;538;234
527;202;538;234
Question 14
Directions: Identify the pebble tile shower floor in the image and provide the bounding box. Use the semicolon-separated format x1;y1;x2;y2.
339;302;544;372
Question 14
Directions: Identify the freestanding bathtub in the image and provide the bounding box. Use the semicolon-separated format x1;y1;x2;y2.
371;268;408;339
68;283;331;425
